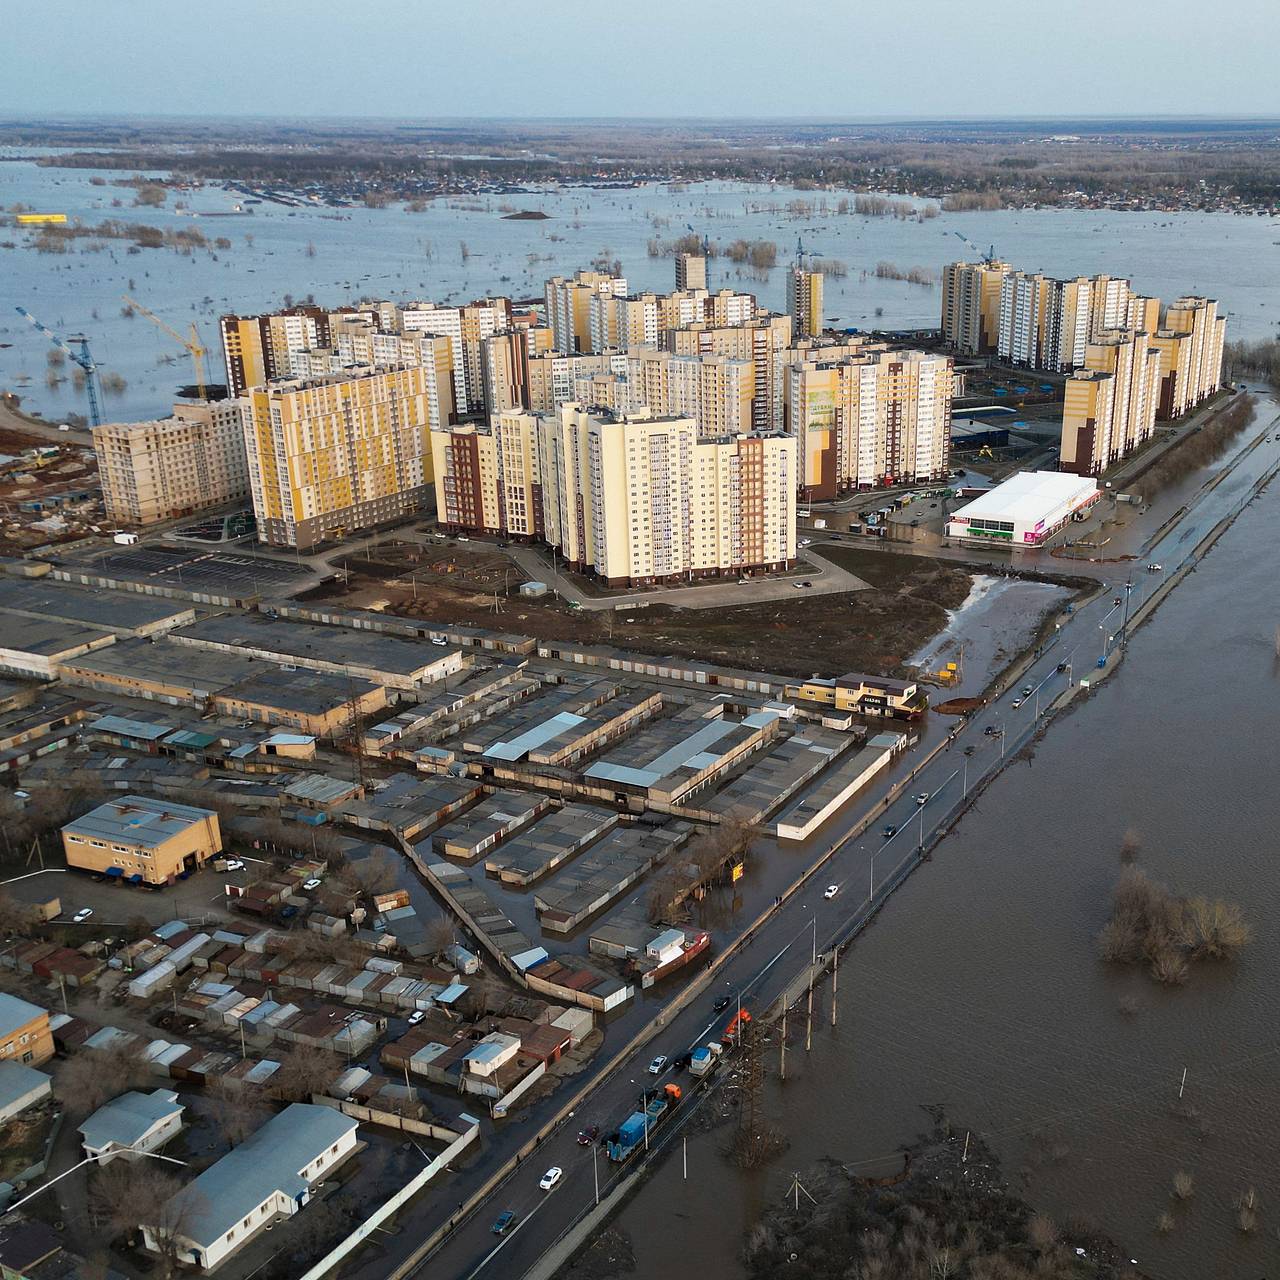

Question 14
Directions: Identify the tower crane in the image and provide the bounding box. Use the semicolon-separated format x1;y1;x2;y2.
15;306;102;427
123;294;207;400
685;224;711;255
950;230;998;264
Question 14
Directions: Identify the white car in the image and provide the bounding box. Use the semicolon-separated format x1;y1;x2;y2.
539;1166;562;1192
647;1054;668;1075
823;884;840;900
301;877;322;891
798;537;812;547
407;1010;425;1026
914;792;930;806
224;859;245;872
72;908;94;923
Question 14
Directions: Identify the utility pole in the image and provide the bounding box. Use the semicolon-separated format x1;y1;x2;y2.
593;1145;600;1205
805;916;816;1052
830;945;838;1027
779;1008;787;1080
1178;1066;1187;1099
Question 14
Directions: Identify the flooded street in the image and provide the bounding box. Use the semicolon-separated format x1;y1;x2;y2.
610;470;1280;1280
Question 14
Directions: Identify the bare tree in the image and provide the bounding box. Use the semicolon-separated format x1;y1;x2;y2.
424;912;456;960
0;888;40;936
272;1044;341;1102
58;1046;148;1118
94;1162;205;1279
207;1077;269;1148
344;848;400;898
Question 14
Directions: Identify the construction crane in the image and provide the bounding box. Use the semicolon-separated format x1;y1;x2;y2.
123;294;207;400
950;230;998;264
15;306;102;427
685;224;711;256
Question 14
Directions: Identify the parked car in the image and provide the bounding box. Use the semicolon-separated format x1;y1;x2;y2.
1021;685;1034;697
1056;662;1068;673
712;995;733;1014
539;1166;563;1192
576;1125;600;1146
492;1210;516;1235
72;908;94;923
224;858;245;871
823;884;840;900
1146;563;1163;572
302;877;322;891
1011;698;1024;709
407;1010;425;1026
647;1054;668;1075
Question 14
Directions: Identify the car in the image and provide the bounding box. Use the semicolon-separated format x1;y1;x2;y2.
712;995;733;1014
1112;597;1123;606
58;423;71;432
801;580;813;587
492;1210;516;1235
1011;698;1023;709
1146;563;1163;572
792;581;809;589
882;824;897;838
798;537;812;547
1056;662;1068;673
407;1010;425;1025
72;908;94;923
430;636;448;646
914;793;929;806
647;1054;668;1075
456;535;471;543
539;1167;563;1192
1021;685;1034;697
301;877;322;891
823;884;840;900
224;858;245;872
983;724;999;736
576;1125;600;1146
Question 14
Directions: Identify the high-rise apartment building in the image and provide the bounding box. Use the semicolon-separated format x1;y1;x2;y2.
676;252;707;292
243;366;437;548
941;261;1011;354
482;326;555;416
1059;330;1161;475
527;351;630;414
785;266;824;339
432;405;795;585
220;308;330;398
1162;296;1226;414
94;399;249;526
544;270;629;354
399;298;512;415
784;351;954;498
670;313;794;433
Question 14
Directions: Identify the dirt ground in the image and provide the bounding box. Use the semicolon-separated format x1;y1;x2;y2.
305;542;973;680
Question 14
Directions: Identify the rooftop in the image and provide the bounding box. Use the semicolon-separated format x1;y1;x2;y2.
80;1088;183;1152
156;1103;357;1249
0;615;113;659
63;795;216;848
949;470;1099;525
0;990;47;1035
0;580;194;636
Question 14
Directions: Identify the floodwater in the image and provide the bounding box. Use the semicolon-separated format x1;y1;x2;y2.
2;150;1278;422
611;472;1280;1280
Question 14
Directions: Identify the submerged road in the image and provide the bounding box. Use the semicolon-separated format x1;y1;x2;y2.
389;405;1280;1280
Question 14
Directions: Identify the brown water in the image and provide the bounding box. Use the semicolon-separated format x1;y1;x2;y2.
611;473;1280;1279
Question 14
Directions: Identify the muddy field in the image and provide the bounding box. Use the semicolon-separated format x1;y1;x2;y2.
305;541;973;679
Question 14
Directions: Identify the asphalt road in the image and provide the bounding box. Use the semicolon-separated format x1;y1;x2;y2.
408;405;1280;1280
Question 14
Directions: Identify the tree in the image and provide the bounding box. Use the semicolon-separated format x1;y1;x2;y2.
424;912;455;960
58;1046;148;1118
207;1077;268;1148
0;888;40;936
272;1045;341;1102
344;848;399;898
94;1161;205;1279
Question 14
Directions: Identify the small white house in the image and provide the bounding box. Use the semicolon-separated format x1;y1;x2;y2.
80;1088;184;1164
141;1103;358;1272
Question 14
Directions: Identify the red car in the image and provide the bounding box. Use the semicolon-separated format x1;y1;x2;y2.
576;1125;600;1146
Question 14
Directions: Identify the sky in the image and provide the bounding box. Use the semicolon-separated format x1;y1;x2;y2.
2;0;1279;120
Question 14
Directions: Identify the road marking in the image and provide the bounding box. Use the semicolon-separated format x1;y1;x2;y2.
464;1178;563;1278
1;868;65;884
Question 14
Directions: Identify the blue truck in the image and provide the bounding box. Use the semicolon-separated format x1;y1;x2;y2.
605;1083;682;1163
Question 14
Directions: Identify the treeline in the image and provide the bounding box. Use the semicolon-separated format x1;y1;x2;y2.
875;261;938;285
1224;338;1280;387
22;216;211;255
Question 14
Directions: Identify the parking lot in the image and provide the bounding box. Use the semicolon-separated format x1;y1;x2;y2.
74;543;312;592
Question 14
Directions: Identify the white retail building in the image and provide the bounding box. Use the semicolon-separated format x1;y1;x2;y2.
946;471;1099;546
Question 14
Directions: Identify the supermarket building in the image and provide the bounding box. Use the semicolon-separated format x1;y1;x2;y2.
946;471;1099;547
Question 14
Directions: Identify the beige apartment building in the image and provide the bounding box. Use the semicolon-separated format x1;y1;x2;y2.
482;326;555;415
527;350;630;414
670;312;794;433
675;252;707;292
545;270;629;354
1060;330;1161;475
1163;296;1226;413
786;267;824;338
62;795;222;886
433;404;796;585
243;366;437;548
941;260;1011;354
94;399;249;526
784;350;954;498
400;298;512;414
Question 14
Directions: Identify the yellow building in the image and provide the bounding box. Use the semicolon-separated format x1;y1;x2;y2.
482;326;554;415
787;672;927;719
786;267;824;339
94;399;249;526
0;993;54;1067
675;252;707;292
62;796;222;886
16;212;67;225
544;270;628;354
219;308;329;398
1060;329;1161;475
784;350;954;498
670;313;794;433
243;366;437;548
1163;296;1226;412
